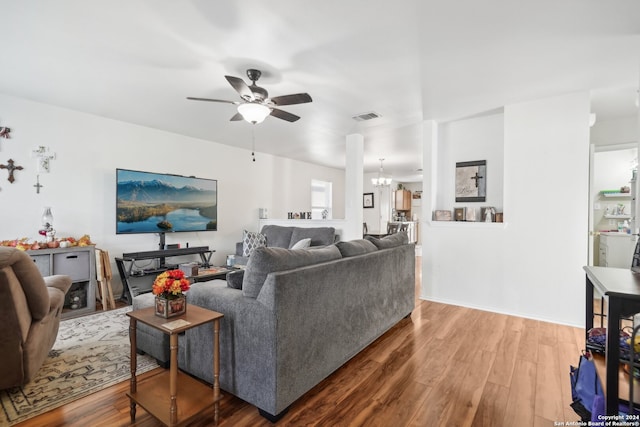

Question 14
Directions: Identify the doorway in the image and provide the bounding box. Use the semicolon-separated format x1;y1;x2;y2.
589;144;638;267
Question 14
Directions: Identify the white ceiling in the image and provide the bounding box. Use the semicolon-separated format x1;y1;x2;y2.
0;1;638;180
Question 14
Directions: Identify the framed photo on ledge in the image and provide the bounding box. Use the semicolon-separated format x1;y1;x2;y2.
363;192;374;208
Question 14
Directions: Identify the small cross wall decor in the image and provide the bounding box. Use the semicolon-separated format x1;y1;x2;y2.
34;175;43;194
0;159;24;183
455;160;487;202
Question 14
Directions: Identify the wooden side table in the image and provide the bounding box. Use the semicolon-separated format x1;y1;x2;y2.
126;304;224;426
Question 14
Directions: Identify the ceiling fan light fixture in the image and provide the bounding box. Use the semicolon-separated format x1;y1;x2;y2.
238;103;271;124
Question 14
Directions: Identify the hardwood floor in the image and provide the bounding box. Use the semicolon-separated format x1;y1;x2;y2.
19;259;583;427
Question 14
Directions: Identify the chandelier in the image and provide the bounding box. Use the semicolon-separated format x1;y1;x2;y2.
371;158;392;187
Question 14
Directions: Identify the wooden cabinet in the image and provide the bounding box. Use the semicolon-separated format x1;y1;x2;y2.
395;189;411;211
28;246;96;319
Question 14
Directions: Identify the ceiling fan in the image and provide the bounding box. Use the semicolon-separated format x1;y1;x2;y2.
187;69;312;124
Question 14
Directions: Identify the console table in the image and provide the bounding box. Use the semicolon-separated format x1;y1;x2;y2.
584;266;640;415
127;305;224;426
115;246;214;303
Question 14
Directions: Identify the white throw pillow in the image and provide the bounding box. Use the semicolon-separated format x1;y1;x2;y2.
242;230;266;257
290;238;311;250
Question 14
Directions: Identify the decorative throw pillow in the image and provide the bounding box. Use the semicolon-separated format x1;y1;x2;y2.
242;230;266;257
290;238;311;250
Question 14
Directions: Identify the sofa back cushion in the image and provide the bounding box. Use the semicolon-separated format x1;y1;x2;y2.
365;232;409;249
261;225;295;249
242;245;342;298
289;227;335;248
335;239;378;257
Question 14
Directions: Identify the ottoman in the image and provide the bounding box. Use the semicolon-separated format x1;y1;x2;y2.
132;293;170;367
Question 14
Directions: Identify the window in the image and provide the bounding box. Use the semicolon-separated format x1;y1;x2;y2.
311;179;332;220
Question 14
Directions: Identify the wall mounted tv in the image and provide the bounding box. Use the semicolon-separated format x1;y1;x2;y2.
116;168;217;235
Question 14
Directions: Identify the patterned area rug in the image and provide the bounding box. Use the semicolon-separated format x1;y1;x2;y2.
0;306;159;426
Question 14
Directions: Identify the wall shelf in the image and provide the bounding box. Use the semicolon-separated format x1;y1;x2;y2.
427;221;508;229
601;193;632;198
604;214;632;219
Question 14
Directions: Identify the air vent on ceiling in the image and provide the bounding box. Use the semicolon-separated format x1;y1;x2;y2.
352;111;381;122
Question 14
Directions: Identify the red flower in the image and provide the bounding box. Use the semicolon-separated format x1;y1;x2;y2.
152;269;190;298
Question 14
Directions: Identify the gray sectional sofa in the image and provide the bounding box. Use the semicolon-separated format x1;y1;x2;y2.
188;233;414;420
134;232;415;421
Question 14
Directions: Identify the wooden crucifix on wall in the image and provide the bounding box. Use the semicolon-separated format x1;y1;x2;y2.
0;159;23;183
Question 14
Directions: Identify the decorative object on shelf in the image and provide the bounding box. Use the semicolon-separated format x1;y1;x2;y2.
0;125;10;138
465;207;477;222
363;192;374;208
434;210;452;221
1;234;93;251
481;206;495;223
454;207;466;221
152;269;190;318
621;186;631;193
322;209;328;219
455;160;486;202
412;191;422;199
39;207;55;242
372;158;392;187
495;212;504;223
30;146;56;173
0;158;23;183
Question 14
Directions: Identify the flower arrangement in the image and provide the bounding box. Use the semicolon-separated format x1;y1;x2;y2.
152;269;190;299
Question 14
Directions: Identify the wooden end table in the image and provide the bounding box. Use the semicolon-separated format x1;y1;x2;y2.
126;304;224;426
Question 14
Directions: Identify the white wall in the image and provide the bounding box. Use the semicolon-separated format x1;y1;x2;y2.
362;174;392;234
0;93;345;294
436;112;505;217
590;116;638;146
422;92;590;326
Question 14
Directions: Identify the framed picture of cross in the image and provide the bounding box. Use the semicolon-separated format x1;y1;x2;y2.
455;160;486;202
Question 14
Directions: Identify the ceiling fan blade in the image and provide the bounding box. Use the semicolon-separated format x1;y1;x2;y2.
270;108;300;122
187;97;239;104
270;93;312;106
230;112;244;121
225;76;254;101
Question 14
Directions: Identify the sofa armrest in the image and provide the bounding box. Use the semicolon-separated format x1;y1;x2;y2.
44;274;72;295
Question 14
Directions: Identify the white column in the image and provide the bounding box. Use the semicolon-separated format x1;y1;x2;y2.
421;120;438;298
344;134;364;241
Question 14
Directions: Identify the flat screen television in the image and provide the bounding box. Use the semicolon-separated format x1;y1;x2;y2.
116;168;217;235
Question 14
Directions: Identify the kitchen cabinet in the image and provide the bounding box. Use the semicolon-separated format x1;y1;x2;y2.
395;189;411;211
599;233;637;268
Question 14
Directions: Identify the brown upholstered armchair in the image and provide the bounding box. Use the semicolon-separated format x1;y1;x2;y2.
0;247;72;389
